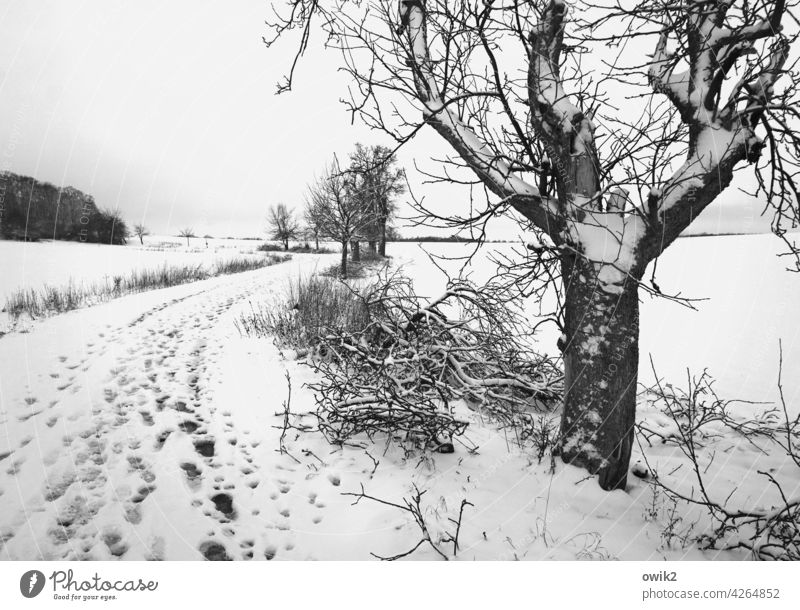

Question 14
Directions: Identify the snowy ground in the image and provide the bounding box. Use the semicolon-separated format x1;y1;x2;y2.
0;235;797;561
0;235;268;303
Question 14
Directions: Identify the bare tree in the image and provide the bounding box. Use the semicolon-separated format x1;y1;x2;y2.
266;0;800;490
307;157;373;277
267;202;301;250
133;223;149;245
178;227;195;247
349;143;406;256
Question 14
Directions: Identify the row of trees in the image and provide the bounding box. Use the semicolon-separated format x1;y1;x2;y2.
267;143;405;276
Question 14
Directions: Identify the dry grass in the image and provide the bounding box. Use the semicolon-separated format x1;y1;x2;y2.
235;274;371;346
3;254;290;320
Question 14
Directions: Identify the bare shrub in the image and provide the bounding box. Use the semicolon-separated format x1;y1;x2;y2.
639;354;800;560
526;414;561;463
343;484;472;561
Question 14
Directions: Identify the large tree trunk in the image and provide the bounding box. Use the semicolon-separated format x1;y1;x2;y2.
558;256;640;491
351;240;361;262
340;241;348;278
378;220;387;257
315;235;319;251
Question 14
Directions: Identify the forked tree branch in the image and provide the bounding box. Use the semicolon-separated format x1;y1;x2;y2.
400;0;560;234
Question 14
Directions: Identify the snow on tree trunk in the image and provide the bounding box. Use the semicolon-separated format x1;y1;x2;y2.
558;256;639;491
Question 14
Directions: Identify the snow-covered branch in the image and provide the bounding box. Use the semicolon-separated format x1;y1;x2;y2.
399;0;559;233
529;0;595;158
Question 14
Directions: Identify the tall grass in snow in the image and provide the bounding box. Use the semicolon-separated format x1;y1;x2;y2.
3;254;290;320
235;274;371;346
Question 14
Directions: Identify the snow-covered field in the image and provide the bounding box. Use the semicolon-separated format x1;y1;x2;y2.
0;234;797;561
0;235;267;303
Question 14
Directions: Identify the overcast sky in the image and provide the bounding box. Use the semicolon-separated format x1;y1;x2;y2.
0;0;776;238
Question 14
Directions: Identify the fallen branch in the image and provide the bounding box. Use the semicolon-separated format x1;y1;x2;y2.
342;483;472;561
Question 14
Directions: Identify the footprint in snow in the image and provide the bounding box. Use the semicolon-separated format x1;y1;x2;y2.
139;410;154;426
178;420;199;433
210;493;236;519
101;528;129;558
153;429;171;451
199;540;231;561
193;438;215;458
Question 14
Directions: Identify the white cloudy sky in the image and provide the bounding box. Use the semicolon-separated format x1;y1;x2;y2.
0;0;775;237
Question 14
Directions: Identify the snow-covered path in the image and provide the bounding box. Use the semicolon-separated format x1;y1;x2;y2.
0;254;345;560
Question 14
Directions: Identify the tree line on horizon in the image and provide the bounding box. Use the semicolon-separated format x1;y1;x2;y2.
0;172;129;245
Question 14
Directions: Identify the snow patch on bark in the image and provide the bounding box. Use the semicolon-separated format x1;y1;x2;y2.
568;211;645;294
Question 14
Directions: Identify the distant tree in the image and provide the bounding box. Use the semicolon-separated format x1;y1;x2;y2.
178;227;195;247
308;157;372;277
87;209;129;245
267;203;300;250
348;144;405;257
303;197;325;251
385;225;401;242
133;223;149;245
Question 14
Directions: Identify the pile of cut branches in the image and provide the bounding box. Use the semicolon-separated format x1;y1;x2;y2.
305;269;563;448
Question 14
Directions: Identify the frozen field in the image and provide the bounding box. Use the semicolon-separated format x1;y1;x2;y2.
0;236;268;303
0;234;797;561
